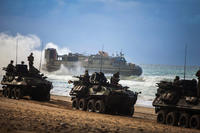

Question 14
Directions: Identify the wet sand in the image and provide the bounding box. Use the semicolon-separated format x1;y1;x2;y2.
0;93;199;133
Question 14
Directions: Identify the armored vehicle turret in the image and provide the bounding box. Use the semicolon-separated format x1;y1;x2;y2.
153;71;200;129
69;71;140;116
1;61;52;101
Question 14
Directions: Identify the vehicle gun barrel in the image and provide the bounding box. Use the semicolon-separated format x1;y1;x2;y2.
68;80;73;84
136;91;141;95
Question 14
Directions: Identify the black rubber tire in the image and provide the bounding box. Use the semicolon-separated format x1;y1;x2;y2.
120;106;135;116
11;88;16;99
31;96;39;100
179;113;190;128
30;94;36;100
78;98;86;111
189;115;200;129
87;99;95;112
7;88;12;98
15;88;22;100
4;88;8;97
127;106;134;116
2;87;7;97
8;76;14;82
45;92;50;101
94;100;105;113
72;98;79;109
38;92;51;101
166;112;178;126
157;110;167;124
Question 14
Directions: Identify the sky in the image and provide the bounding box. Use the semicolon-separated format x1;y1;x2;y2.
0;0;200;66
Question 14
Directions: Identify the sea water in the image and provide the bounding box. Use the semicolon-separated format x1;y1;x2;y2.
48;64;199;107
0;64;199;107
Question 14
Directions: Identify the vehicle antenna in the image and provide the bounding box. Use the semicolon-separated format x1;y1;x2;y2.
16;38;18;65
119;49;122;73
39;41;43;71
100;45;104;72
184;44;187;80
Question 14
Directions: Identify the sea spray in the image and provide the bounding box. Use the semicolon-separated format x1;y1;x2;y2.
0;33;72;76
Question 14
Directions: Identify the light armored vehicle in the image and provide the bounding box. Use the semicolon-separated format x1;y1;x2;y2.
1;64;53;101
69;72;140;116
153;74;200;129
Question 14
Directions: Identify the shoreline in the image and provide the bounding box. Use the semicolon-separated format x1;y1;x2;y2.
52;94;154;109
1;87;154;108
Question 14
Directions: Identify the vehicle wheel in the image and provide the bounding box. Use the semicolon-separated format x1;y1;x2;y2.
45;92;50;101
157;110;167;124
11;88;16;99
30;94;35;100
127;106;134;116
8;76;14;82
30;95;37;100
78;98;86;111
4;87;8;97
2;87;7;97
87;99;95;112
94;100;105;113
15;88;22;100
72;98;79;109
189;115;200;129
7;87;12;98
179;113;190;128
166;112;178;126
39;92;51;101
121;106;134;116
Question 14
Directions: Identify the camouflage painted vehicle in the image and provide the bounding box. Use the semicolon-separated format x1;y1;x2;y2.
69;73;140;116
153;76;200;129
1;64;53;101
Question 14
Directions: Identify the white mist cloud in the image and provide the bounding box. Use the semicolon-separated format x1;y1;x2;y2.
0;33;41;74
45;42;71;55
0;32;71;75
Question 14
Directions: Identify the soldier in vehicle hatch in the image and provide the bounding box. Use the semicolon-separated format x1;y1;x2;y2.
174;76;180;82
196;69;200;79
6;60;15;76
173;76;180;86
99;72;107;85
28;53;34;68
83;70;89;78
90;72;100;84
196;69;200;97
196;69;200;85
82;70;90;84
27;53;41;77
111;72;120;85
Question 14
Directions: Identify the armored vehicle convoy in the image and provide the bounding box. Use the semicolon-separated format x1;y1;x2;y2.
69;71;140;116
1;55;53;101
153;70;200;129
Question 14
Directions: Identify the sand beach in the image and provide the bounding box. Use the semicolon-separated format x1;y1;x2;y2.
0;92;199;133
